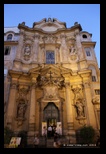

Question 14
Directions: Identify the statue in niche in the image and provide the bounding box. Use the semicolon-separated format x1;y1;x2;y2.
24;45;31;61
17;99;27;119
70;46;76;54
74;99;85;118
72;86;83;100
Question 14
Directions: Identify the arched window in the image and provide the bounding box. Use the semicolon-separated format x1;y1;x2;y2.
7;34;12;41
82;34;87;38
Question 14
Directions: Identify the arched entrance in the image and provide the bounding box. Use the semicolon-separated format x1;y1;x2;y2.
43;102;59;137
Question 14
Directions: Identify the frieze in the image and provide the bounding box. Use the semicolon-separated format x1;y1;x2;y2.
42;34;57;44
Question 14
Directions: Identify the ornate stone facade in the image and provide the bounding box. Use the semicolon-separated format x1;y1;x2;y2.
4;18;100;144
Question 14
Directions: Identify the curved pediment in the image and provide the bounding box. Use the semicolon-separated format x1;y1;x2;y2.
29;64;72;76
29;64;72;88
33;18;66;32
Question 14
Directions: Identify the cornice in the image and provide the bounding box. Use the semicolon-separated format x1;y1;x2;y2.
4;41;18;45
81;41;96;47
8;70;22;78
18;23;82;35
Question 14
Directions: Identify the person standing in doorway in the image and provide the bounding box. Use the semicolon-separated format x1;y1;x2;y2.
33;134;39;148
48;125;52;138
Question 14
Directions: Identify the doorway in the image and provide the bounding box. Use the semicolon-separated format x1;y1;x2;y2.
43;102;59;137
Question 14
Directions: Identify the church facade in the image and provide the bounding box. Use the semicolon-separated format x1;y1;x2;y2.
4;18;100;144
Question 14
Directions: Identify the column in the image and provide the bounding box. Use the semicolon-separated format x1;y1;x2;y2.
6;81;17;129
28;83;36;133
65;82;76;143
65;82;74;130
80;73;97;128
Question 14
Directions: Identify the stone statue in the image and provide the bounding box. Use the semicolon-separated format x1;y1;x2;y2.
17;99;27;118
24;45;31;61
75;100;84;118
70;45;77;54
24;45;30;55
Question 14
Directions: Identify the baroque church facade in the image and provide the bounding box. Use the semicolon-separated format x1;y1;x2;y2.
4;18;100;144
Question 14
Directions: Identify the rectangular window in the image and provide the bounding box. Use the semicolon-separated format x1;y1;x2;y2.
46;51;55;64
92;76;96;82
4;46;11;55
86;51;91;56
95;89;100;95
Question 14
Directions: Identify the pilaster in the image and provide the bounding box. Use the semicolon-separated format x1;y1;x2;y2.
27;82;36;144
65;81;76;143
80;72;97;128
6;80;18;129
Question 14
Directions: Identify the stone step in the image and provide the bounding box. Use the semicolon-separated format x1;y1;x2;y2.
46;139;54;148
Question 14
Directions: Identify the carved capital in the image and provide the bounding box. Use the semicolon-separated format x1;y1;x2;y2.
83;81;90;88
65;82;70;88
18;85;29;92
33;33;40;39
60;33;66;39
71;85;83;92
20;30;25;35
31;83;36;89
55;43;61;49
10;82;18;89
39;43;45;49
